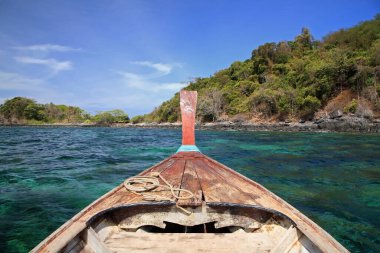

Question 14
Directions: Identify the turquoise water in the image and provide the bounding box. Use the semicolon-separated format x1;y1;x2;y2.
0;127;379;252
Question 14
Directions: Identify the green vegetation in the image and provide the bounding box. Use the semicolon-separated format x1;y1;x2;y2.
344;99;358;113
130;115;147;124
92;110;129;125
144;15;380;122
0;97;129;125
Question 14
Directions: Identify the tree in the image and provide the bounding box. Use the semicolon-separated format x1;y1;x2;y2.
197;89;224;122
0;97;35;123
44;103;63;121
237;80;256;97
296;95;321;120
93;109;129;125
24;103;46;121
249;89;279;117
93;112;114;125
351;65;374;99
294;27;314;53
275;41;292;63
107;109;129;123
130;115;145;124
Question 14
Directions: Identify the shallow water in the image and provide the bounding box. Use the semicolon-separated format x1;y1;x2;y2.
0;127;379;252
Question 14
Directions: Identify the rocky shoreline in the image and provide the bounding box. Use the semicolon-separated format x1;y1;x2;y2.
2;116;380;133
117;116;380;133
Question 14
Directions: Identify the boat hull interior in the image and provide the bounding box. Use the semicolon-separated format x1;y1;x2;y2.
61;202;322;253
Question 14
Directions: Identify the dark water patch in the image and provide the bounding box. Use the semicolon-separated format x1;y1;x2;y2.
1;157;24;164
57;155;76;160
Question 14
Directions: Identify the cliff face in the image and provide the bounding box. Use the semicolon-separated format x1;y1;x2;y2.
143;16;380;124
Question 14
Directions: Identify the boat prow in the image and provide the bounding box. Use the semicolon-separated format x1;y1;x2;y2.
31;91;348;253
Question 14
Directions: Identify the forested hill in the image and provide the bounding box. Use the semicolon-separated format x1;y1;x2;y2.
140;15;380;124
0;97;130;125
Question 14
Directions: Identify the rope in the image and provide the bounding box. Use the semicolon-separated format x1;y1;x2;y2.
124;172;194;215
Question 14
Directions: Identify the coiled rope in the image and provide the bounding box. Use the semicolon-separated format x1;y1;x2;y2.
124;172;194;214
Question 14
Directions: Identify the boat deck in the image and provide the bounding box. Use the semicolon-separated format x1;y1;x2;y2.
33;151;346;253
104;230;275;253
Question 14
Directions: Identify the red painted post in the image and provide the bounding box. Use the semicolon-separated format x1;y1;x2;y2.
180;90;197;145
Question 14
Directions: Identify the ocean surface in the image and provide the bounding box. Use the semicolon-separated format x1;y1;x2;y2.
0;127;379;252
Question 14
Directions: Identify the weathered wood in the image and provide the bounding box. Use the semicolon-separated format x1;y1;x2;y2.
256;217;289;242
61;236;82;253
141;158;176;175
180;90;197;145
156;158;186;200
105;231;275;253
194;158;259;204
92;218;118;242
82;227;113;253
271;225;301;253
177;159;203;206
298;235;323;253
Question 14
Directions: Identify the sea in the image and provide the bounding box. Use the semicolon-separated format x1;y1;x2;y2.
0;127;379;252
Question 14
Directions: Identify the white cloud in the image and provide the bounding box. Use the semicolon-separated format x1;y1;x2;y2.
13;44;81;52
113;61;186;92
109;60;187;112
154;82;186;91
14;56;72;73
133;61;173;75
116;70;186;92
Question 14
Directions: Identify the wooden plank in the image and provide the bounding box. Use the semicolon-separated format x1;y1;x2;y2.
202;158;261;202
157;158;186;187
118;158;184;203
105;231;275;253
193;158;259;204
177;159;203;206
68;240;85;253
180;90;197;145
61;236;82;253
82;227;113;253
256;217;289;242
139;158;176;175
271;226;301;253
123;158;186;203
93;218;118;242
298;235;323;253
287;241;307;253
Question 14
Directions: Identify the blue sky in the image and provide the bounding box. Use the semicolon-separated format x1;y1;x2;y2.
0;0;378;116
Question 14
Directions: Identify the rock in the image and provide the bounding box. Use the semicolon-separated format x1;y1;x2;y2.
103;117;380;133
315;116;380;132
329;110;343;119
314;118;325;124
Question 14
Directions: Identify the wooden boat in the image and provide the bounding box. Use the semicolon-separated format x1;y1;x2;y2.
31;91;348;253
